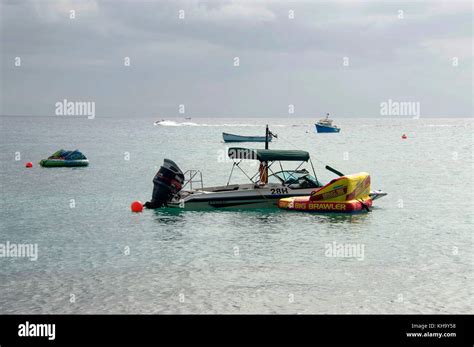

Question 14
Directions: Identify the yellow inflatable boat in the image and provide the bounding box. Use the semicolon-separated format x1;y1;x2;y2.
278;172;372;213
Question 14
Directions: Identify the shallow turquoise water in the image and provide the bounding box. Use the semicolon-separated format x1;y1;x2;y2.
0;116;472;313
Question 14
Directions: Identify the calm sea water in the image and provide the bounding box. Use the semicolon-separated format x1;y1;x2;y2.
0;116;472;314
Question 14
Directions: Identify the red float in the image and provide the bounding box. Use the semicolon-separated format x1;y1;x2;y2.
130;200;143;213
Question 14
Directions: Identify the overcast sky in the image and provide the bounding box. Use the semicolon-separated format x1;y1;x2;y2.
1;0;472;117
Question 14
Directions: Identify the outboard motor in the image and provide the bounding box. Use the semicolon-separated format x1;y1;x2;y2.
145;159;185;209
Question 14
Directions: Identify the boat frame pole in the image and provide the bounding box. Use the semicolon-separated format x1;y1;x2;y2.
260;125;269;184
265;125;269;150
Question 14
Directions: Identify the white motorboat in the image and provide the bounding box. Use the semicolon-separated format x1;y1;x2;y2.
144;148;387;210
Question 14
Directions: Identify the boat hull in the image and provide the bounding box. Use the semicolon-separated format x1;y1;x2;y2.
222;133;272;143
315;124;340;133
163;187;384;211
167;188;313;210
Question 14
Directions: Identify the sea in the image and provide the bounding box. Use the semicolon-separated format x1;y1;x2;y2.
0;116;472;314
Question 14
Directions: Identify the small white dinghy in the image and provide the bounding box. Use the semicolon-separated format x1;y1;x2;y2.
222;132;274;143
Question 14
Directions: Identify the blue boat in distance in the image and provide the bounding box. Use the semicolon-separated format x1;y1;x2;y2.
315;113;340;133
223;132;274;143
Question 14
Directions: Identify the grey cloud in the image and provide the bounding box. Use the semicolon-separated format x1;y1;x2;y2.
1;0;472;117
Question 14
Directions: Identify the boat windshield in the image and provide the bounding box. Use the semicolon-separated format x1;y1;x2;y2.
268;170;320;188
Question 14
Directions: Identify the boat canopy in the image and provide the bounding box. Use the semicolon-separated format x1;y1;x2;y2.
228;147;310;162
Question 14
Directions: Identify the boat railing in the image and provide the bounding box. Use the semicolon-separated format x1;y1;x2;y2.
182;170;204;191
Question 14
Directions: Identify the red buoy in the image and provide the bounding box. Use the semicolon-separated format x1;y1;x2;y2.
25;162;33;168
130;200;143;213
401;134;407;139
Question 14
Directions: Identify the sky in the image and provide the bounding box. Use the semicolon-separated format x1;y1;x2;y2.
0;0;472;117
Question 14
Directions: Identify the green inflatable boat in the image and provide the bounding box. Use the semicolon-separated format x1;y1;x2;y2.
40;149;89;167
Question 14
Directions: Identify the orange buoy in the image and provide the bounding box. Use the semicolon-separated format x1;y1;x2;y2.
401;134;407;139
130;200;143;213
25;162;33;168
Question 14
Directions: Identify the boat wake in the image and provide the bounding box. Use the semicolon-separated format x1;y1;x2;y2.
154;120;199;126
426;124;456;127
154;120;303;127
